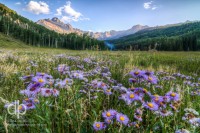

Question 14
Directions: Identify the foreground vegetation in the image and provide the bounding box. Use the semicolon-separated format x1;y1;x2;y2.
0;48;199;133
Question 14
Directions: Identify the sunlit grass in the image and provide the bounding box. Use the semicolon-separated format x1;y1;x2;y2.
0;48;200;132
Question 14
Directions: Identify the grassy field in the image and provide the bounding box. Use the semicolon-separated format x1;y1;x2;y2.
0;47;200;133
0;33;31;48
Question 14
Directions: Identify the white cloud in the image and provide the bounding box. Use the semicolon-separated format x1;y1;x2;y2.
144;1;158;10
15;2;21;5
152;6;157;10
144;1;153;9
26;1;50;15
56;1;89;22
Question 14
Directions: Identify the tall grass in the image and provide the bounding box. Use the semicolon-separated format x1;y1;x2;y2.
0;48;200;133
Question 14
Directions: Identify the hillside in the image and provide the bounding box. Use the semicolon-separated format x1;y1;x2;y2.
0;33;30;48
109;21;200;51
0;3;105;50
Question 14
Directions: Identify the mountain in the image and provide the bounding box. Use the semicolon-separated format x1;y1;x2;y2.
36;17;149;40
0;3;105;50
88;25;149;40
108;21;200;51
36;17;83;35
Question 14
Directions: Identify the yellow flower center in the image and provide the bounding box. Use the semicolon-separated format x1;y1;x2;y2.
38;78;44;83
34;99;39;103
25;98;29;101
135;124;139;128
120;116;125;121
154;94;159;97
66;80;68;83
134;71;139;75
129;94;135;99
155;97;159;101
170;93;176;97
106;89;111;92
106;112;111;117
143;88;147;93
96;124;100;128
147;103;154;108
18;105;23;110
148;77;152;81
101;83;105;86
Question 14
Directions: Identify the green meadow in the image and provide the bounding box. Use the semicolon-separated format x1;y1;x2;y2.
0;45;200;132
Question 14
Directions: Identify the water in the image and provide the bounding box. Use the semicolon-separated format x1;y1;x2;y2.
105;42;115;50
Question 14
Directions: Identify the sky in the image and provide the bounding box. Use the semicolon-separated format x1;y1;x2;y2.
0;0;200;32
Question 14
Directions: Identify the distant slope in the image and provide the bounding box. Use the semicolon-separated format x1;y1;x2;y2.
0;3;105;50
0;33;30;48
109;21;200;51
37;17;149;40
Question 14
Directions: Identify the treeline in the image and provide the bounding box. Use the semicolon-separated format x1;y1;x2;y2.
109;22;200;51
0;4;105;50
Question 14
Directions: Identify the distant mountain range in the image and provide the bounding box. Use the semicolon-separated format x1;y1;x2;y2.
108;21;200;51
36;17;149;40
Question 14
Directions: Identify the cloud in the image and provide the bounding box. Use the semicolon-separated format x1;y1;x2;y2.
144;1;157;10
26;1;50;15
56;1;89;22
15;2;21;5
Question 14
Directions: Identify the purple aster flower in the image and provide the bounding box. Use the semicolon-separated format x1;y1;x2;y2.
36;72;52;79
104;119;113;124
5;101;27;113
93;122;106;131
126;91;141;101
32;76;46;87
70;71;85;80
23;98;39;105
143;102;159;111
20;83;41;97
24;103;36;110
103;89;112;95
41;88;52;97
151;95;167;107
155;110;173;117
144;70;154;76
116;113;129;125
54;80;65;88
145;75;158;84
175;129;190;133
129;69;145;78
135;108;143;115
166;92;180;101
189;118;200;127
102;109;117;120
128;122;140;128
47;79;54;87
20;74;34;81
97;81;109;90
134;114;142;121
52;89;59;97
119;91;140;105
83;58;92;64
129;78;137;83
57;64;70;74
62;78;73;86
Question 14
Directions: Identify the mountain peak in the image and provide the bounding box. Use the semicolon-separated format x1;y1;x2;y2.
131;24;149;29
51;17;63;23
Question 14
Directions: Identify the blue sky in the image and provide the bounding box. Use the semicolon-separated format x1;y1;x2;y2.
1;0;200;32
